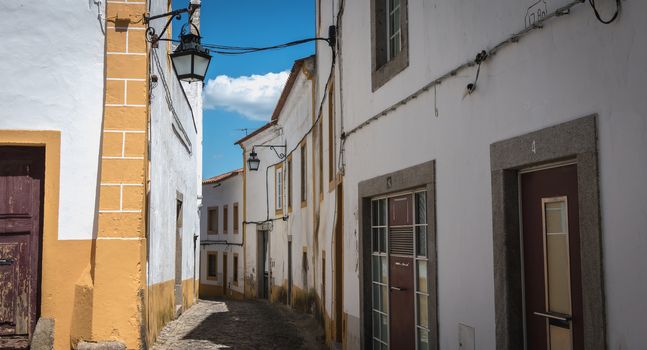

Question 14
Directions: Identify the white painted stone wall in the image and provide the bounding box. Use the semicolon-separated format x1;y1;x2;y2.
321;0;647;348
200;173;244;295
0;0;106;240
242;58;341;320
147;0;202;287
241;127;282;295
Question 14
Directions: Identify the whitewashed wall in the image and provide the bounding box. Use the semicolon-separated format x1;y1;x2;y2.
241;127;282;293
0;1;106;240
277;72;315;293
328;0;647;348
200;174;244;294
147;0;202;287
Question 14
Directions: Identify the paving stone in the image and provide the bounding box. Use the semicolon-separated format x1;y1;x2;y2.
152;299;325;350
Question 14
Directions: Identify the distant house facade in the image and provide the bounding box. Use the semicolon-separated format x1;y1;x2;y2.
200;169;244;299
236;56;330;308
0;1;202;348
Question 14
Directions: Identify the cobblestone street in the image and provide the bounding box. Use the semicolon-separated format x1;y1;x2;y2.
152;299;326;350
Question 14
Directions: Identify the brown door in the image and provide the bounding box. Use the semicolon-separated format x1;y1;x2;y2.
521;165;583;350
222;253;228;297
175;199;183;312
388;195;415;349
0;147;44;339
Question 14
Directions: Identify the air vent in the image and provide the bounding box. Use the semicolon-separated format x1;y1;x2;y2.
389;227;414;256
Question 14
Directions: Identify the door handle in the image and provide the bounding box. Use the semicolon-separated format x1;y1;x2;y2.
0;258;14;265
533;311;571;322
390;286;406;291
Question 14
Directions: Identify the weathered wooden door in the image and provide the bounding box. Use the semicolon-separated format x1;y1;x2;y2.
388;194;415;350
0;147;44;339
175;199;183;313
521;165;583;350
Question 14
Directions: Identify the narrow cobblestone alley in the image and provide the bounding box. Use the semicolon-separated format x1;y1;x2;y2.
152;300;326;350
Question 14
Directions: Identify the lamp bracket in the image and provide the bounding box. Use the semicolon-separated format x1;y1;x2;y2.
252;144;287;160
144;2;200;46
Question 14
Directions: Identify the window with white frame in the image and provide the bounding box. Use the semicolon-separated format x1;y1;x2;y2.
371;0;409;90
387;0;402;61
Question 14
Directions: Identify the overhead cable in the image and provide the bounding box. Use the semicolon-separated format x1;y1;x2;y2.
342;0;589;140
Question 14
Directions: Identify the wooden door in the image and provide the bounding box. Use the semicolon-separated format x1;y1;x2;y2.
175;200;183;311
388;195;415;349
521;165;583;350
0;147;44;339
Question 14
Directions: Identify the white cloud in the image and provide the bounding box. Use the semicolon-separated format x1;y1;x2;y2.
203;71;289;121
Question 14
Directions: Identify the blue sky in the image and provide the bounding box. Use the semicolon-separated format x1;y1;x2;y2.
177;1;315;179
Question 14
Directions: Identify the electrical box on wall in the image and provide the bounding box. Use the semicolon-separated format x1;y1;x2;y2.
459;323;475;350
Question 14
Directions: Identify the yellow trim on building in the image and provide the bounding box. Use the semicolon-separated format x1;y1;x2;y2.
91;1;150;348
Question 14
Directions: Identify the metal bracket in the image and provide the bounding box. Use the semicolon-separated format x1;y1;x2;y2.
252;144;287;160
144;3;200;46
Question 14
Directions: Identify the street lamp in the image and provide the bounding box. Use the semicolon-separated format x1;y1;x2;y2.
247;151;261;172
246;145;286;172
145;1;211;83
170;33;211;83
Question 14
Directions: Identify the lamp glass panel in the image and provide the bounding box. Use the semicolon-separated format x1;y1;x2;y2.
193;55;211;79
172;54;192;76
248;158;260;171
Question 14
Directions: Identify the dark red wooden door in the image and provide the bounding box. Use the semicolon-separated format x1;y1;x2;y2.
388;255;414;349
521;165;583;350
388;195;415;349
0;147;44;338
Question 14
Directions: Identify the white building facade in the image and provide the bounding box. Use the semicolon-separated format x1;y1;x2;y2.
0;0;203;347
314;0;647;349
238;57;324;303
199;169;245;299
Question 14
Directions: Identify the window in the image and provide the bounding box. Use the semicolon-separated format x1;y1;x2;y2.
371;0;409;90
287;156;293;212
413;191;431;349
387;0;402;60
207;206;219;234
233;203;239;234
233;254;239;284
300;143;307;205
276;164;284;214
207;253;217;280
328;84;335;186
223;205;228;234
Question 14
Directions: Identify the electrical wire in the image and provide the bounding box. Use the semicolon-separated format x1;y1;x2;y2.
589;0;620;24
342;0;587;139
158;37;330;55
204;38;330;55
245;38;337;225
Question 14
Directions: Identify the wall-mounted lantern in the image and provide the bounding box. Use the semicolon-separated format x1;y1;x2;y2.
246;145;286;172
170;33;211;82
144;1;211;83
247;151;261;171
